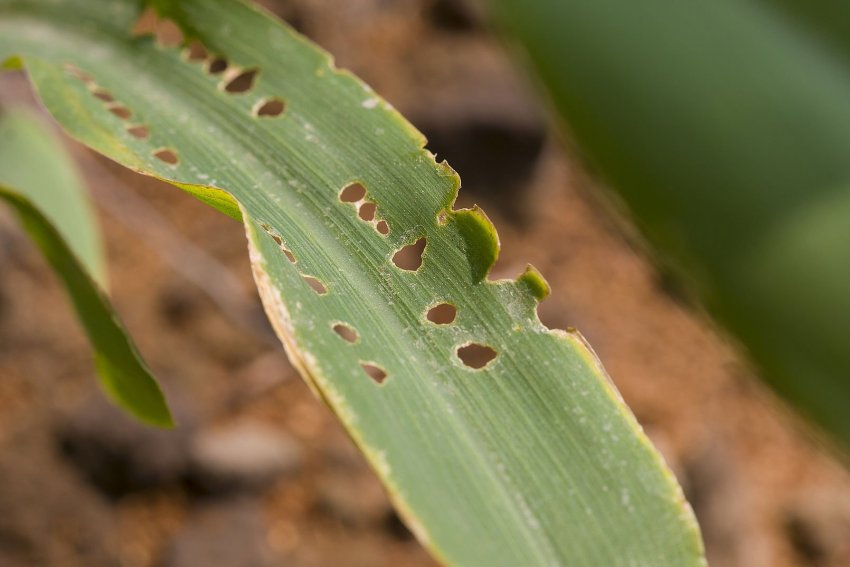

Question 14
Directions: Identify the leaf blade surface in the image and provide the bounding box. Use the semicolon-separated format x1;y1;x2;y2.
0;1;705;564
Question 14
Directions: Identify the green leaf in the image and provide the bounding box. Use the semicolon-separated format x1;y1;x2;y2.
0;1;705;565
493;0;850;451
0;106;105;284
0;106;172;427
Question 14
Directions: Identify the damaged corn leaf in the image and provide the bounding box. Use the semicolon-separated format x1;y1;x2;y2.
0;106;172;427
0;1;705;565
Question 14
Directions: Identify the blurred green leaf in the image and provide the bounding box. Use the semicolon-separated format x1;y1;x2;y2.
0;107;172;427
495;0;850;450
0;106;105;284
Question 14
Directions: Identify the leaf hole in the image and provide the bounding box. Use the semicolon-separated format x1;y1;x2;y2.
126;125;150;139
339;183;366;203
130;8;183;46
358;202;377;222
361;363;388;384
154;19;184;48
207;57;229;75
262;225;297;263
392;238;426;272
427;303;457;325
108;105;133;120
91;89;115;103
185;40;209;62
254;97;286;118
65;65;94;85
224;69;259;94
376;220;390;235
457;343;498;370
332;323;358;344
302;275;327;295
152;148;179;165
130;6;158;37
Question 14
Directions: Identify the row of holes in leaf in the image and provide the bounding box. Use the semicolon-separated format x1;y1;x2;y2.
127;11;416;384
144;16;496;379
127;9;500;381
263;203;497;382
260;225;390;382
339;182;390;236
336;182;499;379
64;17;291;195
65;64;180;166
262;224;327;295
132;9;286;120
333;307;497;373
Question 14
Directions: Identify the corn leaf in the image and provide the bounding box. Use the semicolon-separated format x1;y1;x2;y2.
0;1;705;565
494;0;850;451
0;106;172;427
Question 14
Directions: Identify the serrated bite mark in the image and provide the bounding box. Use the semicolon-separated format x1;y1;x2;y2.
457;343;498;369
